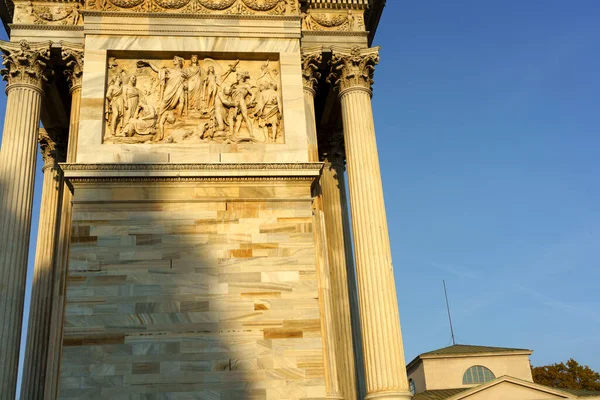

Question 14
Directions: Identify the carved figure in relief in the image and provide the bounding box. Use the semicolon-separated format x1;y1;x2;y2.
122;102;157;137
201;66;218;112
230;71;256;137
254;81;281;142
123;75;141;126
105;76;124;135
186;55;203;111
138;56;188;118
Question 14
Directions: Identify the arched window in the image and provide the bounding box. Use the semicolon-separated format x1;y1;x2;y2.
409;378;416;395
463;365;495;384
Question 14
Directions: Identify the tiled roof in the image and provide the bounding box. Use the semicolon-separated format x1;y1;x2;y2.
421;344;531;357
562;388;600;397
412;388;468;400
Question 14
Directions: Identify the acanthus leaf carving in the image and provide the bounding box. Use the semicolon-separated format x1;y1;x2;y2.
0;40;53;90
301;46;322;95
104;55;284;145
39;128;67;165
60;41;84;90
328;45;379;94
318;128;345;169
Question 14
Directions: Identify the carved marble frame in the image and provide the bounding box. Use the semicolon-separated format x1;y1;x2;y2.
77;34;308;164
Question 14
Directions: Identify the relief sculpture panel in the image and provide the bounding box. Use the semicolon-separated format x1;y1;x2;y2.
104;56;284;144
13;1;83;25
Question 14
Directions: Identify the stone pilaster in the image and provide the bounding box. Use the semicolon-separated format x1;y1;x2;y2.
301;46;322;162
44;42;84;398
319;132;360;400
329;46;412;400
21;128;66;400
0;39;52;399
302;45;343;400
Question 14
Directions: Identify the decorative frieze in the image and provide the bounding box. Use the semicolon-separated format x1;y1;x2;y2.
61;41;84;90
104;56;283;144
13;1;83;25
0;40;52;91
328;45;379;95
301;46;322;95
85;0;298;15
302;10;364;31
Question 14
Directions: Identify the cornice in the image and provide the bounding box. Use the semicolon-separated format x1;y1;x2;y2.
68;176;317;184
61;162;324;180
302;30;368;37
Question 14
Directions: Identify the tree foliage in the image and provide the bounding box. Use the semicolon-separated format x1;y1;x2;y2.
532;359;600;391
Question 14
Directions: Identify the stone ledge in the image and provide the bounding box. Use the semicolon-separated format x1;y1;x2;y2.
61;162;324;179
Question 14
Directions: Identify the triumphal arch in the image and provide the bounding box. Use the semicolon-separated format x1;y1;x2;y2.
0;0;412;398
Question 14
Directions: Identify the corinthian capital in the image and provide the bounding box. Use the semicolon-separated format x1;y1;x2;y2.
301;46;323;95
319;128;346;169
0;40;52;91
328;45;379;95
39;128;66;166
60;41;84;91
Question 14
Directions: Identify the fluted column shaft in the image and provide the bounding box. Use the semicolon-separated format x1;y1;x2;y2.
302;46;343;399
44;42;84;399
0;85;44;399
45;87;80;398
304;88;319;162
321;158;360;400
21;134;65;400
0;39;51;398
331;46;411;400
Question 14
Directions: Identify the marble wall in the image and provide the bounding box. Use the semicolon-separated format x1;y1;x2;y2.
58;179;326;399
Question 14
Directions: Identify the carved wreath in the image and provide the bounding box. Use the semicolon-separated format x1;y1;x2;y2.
154;0;191;9
241;0;280;11
311;13;348;28
197;0;236;10
108;0;145;9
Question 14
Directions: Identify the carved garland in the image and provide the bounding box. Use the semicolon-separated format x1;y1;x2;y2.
87;0;298;15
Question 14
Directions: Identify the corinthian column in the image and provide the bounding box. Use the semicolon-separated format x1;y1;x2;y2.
302;46;343;400
44;42;84;398
302;46;322;162
0;39;52;398
21;129;66;400
329;46;411;400
320;133;360;400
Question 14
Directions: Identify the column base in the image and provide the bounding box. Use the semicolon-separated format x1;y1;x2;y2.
365;390;413;400
327;395;345;400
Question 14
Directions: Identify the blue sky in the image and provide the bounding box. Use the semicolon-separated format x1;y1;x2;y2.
1;1;599;392
373;1;600;369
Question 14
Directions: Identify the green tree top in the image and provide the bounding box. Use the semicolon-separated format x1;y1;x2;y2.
532;359;600;391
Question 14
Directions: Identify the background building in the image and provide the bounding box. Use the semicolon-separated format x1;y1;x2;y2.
408;345;600;400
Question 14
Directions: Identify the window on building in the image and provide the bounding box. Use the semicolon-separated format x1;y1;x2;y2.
409;379;416;395
462;365;495;385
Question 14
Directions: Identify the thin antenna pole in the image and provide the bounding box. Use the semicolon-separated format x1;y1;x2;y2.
443;280;456;345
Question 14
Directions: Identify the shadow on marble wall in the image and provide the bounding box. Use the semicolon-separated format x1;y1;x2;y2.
56;195;258;400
